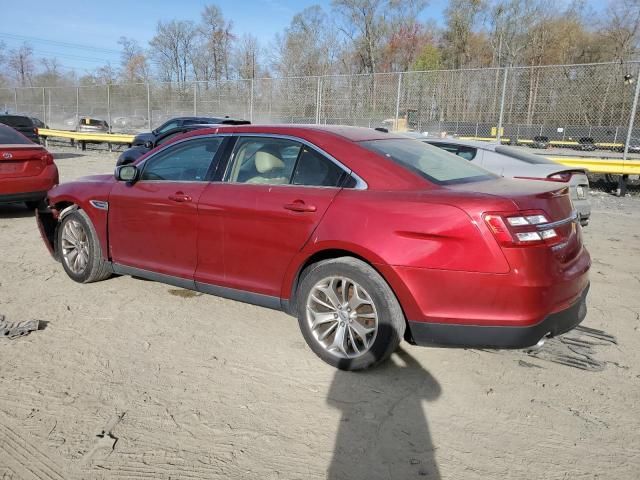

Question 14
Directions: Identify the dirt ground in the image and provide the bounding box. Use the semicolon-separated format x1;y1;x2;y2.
1;146;639;480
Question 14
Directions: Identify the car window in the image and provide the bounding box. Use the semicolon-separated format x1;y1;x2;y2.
141;137;222;181
362;138;496;185
156;121;179;134
225;137;301;185
292;147;346;187
0;125;31;144
427;142;477;161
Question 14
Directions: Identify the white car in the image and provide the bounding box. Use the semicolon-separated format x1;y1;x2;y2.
410;136;591;226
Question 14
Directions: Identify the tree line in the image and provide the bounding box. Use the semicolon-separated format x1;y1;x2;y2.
0;0;639;89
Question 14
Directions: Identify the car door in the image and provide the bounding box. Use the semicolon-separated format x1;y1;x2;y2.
195;135;352;299
109;135;225;282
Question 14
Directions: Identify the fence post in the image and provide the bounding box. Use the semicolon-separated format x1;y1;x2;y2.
619;69;640;196
14;88;18;112
41;87;45;122
193;82;197;116
107;84;112;133
147;83;152;129
394;72;403;130
315;77;322;125
250;78;254;122
76;87;79;123
496;67;509;143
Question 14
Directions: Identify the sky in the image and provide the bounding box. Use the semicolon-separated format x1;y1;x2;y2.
0;0;601;75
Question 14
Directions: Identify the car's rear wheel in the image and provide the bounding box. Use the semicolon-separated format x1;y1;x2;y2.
58;209;112;283
296;257;405;370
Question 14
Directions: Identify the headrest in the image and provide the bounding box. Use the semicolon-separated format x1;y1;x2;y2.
255;150;285;173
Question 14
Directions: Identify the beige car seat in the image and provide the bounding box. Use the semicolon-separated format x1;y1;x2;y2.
247;149;289;184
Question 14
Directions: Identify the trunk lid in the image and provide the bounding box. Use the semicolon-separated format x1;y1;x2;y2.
0;145;48;178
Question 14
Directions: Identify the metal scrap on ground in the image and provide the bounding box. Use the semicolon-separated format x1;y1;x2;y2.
0;315;41;339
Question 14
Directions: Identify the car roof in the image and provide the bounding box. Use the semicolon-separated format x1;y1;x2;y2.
201;124;407;142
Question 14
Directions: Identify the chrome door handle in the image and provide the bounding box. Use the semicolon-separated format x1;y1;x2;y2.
284;201;317;212
168;192;192;203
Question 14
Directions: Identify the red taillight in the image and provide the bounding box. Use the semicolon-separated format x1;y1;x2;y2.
41;152;54;165
483;210;563;247
34;127;39;135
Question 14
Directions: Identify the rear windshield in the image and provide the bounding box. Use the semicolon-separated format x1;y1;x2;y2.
361;138;496;185
0;125;31;144
0;115;33;128
494;145;558;165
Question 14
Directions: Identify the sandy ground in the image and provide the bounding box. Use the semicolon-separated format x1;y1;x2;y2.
1;147;639;480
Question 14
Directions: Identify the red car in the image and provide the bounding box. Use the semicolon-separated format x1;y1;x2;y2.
0;124;58;209
36;125;590;370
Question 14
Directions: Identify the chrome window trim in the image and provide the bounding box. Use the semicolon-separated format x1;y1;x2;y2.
222;133;368;190
535;211;578;230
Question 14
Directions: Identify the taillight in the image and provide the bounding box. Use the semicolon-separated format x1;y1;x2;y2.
483;210;562;247
514;172;573;183
34;127;39;135
41;152;54;166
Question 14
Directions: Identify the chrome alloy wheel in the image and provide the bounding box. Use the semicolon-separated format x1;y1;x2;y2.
61;219;90;275
305;276;378;358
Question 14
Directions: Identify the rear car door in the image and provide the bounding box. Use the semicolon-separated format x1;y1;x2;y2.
195;135;352;297
109;135;225;281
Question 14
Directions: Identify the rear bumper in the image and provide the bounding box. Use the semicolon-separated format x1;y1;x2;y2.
0;164;58;202
407;284;589;348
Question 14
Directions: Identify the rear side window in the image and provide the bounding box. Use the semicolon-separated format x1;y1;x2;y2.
428;142;478;161
0;116;33;128
0;125;31;144
362;139;495;185
292;147;346;187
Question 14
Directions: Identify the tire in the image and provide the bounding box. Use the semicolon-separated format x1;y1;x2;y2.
57;209;112;283
296;257;405;370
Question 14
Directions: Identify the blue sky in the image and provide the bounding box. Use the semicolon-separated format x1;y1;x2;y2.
0;0;598;74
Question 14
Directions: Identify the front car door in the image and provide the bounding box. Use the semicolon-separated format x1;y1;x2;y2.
109;135;225;282
195;135;355;300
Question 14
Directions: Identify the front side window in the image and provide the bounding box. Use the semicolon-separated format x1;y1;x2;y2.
156;131;186;146
156;120;179;134
141;137;222;181
362;139;495;185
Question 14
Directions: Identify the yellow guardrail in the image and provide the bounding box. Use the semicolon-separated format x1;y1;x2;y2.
457;136;625;149
39;128;134;144
548;157;640;175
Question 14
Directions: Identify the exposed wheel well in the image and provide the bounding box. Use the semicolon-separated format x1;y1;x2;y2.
288;250;411;342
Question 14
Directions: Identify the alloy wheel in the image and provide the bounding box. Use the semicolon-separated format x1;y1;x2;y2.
61;219;90;275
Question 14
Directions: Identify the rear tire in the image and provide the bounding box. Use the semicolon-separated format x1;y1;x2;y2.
58;209;112;283
296;257;405;370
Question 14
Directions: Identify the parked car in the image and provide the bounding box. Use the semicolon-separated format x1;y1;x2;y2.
576;137;596;151
112;116;147;130
30;117;48;129
117;124;216;166
76;116;109;133
0;115;40;143
132;116;250;146
530;136;550;149
0;123;58;209
36;125;590;370
614;138;640;153
415;136;591;226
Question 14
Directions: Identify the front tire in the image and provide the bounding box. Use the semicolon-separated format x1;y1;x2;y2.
58;209;112;283
296;257;405;370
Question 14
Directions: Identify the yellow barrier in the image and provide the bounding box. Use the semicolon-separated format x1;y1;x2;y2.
39;128;134;144
548;157;640;175
457;136;624;149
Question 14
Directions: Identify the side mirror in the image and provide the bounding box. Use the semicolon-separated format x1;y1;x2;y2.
115;165;139;183
143;140;153;149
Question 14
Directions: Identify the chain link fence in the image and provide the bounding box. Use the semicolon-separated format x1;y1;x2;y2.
1;61;639;148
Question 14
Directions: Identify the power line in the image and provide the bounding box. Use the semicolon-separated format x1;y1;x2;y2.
0;32;122;55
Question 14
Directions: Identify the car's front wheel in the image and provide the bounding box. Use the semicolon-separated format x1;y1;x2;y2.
296;257;405;370
58;209;112;283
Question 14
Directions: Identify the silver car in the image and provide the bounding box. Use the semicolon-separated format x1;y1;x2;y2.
412;136;591;226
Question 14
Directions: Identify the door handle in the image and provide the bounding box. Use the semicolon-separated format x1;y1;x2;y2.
284;201;317;213
168;192;192;203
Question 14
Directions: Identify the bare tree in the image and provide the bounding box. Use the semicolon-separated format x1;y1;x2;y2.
118;37;151;83
198;4;234;82
8;42;34;86
600;0;640;63
235;34;261;79
150;20;198;87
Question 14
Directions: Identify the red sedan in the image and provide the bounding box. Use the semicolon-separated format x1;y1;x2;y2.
0;123;58;209
36;125;590;370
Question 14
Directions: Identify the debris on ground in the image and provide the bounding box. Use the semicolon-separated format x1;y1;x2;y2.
0;315;41;339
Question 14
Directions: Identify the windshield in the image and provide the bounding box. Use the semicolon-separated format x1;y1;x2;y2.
494;145;558;165
361;138;496;185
